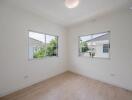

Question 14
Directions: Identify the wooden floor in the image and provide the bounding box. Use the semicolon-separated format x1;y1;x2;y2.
1;71;132;100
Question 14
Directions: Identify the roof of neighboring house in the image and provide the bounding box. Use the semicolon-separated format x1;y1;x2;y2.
29;32;45;43
86;33;110;42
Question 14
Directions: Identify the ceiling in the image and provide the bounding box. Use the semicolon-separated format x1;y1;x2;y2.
3;0;132;27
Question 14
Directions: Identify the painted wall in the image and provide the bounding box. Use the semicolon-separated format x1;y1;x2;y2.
0;2;68;97
0;0;132;97
68;9;132;91
93;41;109;58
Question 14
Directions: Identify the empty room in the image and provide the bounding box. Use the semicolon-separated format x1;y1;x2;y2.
0;0;132;100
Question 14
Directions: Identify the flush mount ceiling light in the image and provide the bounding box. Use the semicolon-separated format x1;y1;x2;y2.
65;0;80;9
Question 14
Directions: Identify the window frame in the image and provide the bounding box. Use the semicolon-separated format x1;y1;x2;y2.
28;30;59;60
78;31;111;59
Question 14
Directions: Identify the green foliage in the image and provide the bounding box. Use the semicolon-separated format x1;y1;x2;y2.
80;40;89;52
33;46;46;58
33;38;57;58
46;38;57;56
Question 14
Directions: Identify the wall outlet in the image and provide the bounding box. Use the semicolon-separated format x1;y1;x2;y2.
24;75;29;79
110;73;115;77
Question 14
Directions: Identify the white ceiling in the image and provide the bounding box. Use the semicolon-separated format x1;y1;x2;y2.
3;0;132;27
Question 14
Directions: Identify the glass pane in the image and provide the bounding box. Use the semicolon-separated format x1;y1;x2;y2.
45;35;58;56
29;31;46;59
80;35;92;55
79;32;110;58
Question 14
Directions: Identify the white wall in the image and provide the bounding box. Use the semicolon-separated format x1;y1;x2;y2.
1;1;132;97
68;9;132;91
0;2;68;97
94;41;109;58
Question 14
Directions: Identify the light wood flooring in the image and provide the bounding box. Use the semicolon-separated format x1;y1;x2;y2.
1;71;132;100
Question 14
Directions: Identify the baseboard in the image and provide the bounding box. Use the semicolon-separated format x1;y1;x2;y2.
69;70;132;92
0;70;68;97
1;70;131;97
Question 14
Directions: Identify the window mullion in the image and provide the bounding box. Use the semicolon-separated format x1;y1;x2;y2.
45;34;46;56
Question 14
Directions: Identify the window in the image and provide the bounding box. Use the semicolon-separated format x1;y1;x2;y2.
103;44;110;53
79;31;110;58
28;31;58;59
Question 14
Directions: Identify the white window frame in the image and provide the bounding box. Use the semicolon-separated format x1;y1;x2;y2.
28;30;59;60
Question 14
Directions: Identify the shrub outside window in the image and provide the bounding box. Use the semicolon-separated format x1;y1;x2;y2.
28;31;58;59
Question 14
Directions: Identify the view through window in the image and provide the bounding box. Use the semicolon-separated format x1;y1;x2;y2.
29;31;58;59
79;31;110;58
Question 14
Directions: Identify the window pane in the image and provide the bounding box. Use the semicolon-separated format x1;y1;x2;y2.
79;32;110;58
29;31;46;59
45;35;58;56
28;32;58;59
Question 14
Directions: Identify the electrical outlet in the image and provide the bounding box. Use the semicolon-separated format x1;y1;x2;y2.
110;73;115;77
24;75;29;79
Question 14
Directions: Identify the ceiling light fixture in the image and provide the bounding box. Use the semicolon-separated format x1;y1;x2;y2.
65;0;80;9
